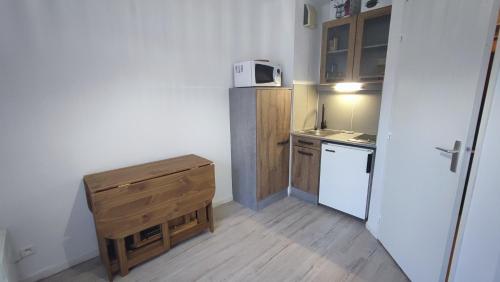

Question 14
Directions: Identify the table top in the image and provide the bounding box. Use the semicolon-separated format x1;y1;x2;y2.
84;154;213;193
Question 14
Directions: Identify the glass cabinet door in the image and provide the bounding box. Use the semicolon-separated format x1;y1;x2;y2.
353;7;391;82
320;17;357;84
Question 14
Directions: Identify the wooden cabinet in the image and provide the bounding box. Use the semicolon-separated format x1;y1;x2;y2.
320;6;391;84
256;89;292;200
320;16;357;83
229;87;291;210
291;135;321;202
292;146;320;195
353;7;392;82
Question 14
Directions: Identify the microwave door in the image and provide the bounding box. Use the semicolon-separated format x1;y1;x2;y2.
255;64;275;84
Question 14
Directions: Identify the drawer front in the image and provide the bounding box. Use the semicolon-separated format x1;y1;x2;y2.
293;136;321;150
91;164;215;238
291;146;320;195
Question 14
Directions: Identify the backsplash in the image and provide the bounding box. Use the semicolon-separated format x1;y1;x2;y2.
317;92;381;135
293;84;318;131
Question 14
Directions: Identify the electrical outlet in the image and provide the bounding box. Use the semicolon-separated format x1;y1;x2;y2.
19;245;35;259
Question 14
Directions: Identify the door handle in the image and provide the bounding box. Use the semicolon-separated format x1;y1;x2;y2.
435;140;461;173
435;147;459;154
298;150;313;156
366;153;373;173
277;139;290;146
325;149;336;153
298;140;314;145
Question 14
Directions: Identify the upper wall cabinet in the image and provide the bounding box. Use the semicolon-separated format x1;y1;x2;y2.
320;16;357;84
320;6;391;84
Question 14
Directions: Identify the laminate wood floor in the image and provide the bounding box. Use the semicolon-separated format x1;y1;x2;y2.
42;197;409;282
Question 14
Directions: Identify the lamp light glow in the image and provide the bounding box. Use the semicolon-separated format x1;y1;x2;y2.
333;82;363;92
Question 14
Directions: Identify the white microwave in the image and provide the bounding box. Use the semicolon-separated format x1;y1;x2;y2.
233;60;282;87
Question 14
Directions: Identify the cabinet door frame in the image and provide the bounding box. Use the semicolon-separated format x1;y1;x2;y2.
320;16;358;84
291;145;320;195
353;6;392;82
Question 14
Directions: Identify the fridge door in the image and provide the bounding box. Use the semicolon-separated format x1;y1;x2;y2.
319;143;373;219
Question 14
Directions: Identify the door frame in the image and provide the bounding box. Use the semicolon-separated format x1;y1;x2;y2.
366;0;500;280
440;2;500;279
447;7;500;281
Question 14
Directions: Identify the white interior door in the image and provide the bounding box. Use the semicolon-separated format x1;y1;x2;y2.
378;1;498;281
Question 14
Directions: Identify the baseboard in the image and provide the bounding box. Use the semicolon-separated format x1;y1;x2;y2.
256;190;288;210
365;219;380;239
290;187;318;204
213;196;233;207
21;197;233;282
20;249;99;282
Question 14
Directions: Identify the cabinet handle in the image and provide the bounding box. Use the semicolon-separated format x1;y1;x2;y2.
298;150;313;156
298;140;314;145
366;153;373;173
325;149;336;153
277;139;290;146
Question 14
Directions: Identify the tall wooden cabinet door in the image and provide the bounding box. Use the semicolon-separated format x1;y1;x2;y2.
256;88;291;200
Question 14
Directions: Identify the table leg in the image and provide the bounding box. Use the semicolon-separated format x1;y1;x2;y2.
207;202;214;233
97;236;113;281
161;222;171;251
113;238;128;276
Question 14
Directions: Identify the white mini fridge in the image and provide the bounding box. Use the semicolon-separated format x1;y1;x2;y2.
319;143;374;220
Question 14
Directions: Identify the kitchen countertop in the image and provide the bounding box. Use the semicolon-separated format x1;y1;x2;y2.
292;129;376;149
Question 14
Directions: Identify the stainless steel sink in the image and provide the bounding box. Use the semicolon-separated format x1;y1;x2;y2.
348;134;377;143
298;129;341;137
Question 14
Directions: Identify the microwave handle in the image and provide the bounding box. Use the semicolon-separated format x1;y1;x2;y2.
274;67;281;81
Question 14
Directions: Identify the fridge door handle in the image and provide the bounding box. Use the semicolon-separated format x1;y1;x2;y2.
366;153;373;173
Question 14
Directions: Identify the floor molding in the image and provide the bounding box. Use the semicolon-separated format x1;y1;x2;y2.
20;249;99;282
213;196;233;207
25;199;233;282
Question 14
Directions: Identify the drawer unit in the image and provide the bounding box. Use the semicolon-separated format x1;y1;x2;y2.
293;135;321;150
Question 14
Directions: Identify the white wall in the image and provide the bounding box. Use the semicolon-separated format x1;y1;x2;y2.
292;84;318;130
0;0;295;280
292;0;322;84
451;47;500;282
